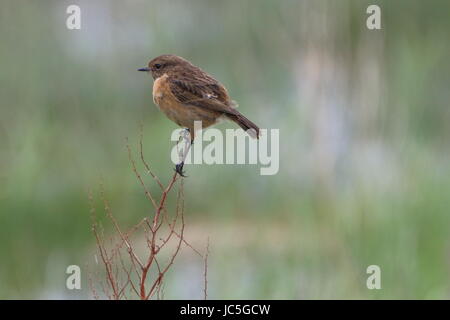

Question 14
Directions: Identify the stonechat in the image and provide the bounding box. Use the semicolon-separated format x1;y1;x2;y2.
138;54;260;176
138;54;260;139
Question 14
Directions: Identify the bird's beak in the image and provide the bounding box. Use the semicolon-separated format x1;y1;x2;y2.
138;67;150;72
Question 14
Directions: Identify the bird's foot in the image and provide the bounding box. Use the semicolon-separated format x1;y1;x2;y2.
174;162;187;177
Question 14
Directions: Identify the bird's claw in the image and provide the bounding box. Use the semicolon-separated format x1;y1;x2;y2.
175;163;187;177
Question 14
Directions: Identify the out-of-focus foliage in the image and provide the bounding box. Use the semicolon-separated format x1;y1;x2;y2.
0;0;449;298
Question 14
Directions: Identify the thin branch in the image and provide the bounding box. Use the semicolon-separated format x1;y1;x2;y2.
203;237;210;300
90;129;205;300
139;124;164;190
126;138;158;209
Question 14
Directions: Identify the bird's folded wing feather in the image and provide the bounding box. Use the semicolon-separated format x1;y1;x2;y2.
169;78;239;116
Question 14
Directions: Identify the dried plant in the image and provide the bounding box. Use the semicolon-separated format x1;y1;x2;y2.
88;129;208;300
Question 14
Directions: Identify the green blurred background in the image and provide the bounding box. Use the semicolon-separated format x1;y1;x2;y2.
1;0;450;299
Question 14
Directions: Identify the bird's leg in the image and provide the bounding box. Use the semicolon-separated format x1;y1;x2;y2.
174;128;192;177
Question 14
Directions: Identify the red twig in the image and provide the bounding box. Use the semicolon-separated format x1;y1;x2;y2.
89;129;205;300
203;237;210;300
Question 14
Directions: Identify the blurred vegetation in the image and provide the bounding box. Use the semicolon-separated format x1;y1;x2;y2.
0;0;449;299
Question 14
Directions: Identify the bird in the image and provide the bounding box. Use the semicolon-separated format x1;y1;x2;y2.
138;54;260;176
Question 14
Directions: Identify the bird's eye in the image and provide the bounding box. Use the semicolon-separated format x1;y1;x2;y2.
154;63;162;69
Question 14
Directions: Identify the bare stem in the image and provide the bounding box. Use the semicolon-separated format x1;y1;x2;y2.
89;129;205;300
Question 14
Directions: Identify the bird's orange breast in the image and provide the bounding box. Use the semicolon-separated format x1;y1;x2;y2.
152;74;170;106
151;74;183;125
152;74;194;128
152;74;221;130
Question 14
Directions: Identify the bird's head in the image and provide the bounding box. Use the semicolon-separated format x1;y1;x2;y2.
138;54;191;80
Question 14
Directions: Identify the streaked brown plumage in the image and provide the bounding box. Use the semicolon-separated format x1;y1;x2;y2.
138;54;260;140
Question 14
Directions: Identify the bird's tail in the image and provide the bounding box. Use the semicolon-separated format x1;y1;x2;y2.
226;111;260;139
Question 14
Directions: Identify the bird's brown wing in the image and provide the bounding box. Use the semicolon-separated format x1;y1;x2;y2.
169;74;260;138
169;77;239;116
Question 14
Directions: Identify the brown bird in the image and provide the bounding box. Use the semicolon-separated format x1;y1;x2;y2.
138;54;260;176
138;55;260;141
